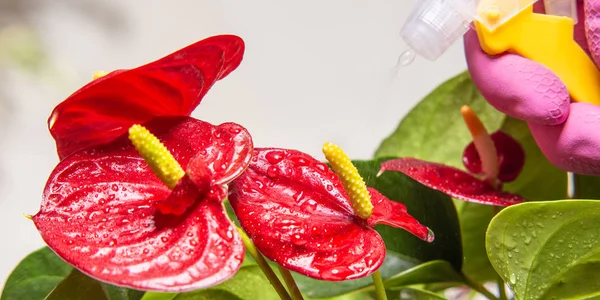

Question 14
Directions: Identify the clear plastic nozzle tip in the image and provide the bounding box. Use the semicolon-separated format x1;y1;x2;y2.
401;0;475;61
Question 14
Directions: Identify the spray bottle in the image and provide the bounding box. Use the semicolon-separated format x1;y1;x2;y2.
400;0;600;105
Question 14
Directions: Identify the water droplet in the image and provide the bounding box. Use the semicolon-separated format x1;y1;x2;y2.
143;248;149;254
316;163;327;172
326;185;333;191
108;239;117;246
266;151;285;164
99;199;106;205
190;239;198;246
509;273;516;284
267;166;279;178
111;184;119;192
161;236;168;243
397;49;416;67
291;234;307;246
229;127;241;134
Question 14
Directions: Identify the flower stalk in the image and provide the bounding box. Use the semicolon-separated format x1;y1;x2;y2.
237;227;292;300
276;265;304;300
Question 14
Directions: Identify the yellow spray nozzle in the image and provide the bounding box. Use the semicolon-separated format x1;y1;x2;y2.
474;2;600;105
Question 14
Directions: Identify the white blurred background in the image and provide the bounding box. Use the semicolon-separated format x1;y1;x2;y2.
0;0;467;285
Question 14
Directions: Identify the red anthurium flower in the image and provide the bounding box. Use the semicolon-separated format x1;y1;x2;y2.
228;147;434;281
462;130;525;183
48;34;244;160
33;116;253;292
378;106;526;207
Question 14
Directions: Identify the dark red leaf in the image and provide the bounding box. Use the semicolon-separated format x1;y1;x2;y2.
462;130;525;182
380;158;525;207
228;148;431;281
49;35;245;159
33;116;252;291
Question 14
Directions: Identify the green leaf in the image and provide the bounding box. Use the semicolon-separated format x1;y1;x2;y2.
383;260;463;289
500;117;567;201
574;175;600;199
1;247;72;300
486;200;600;300
1;247;143;300
290;158;462;298
454;202;496;283
102;284;145;300
46;269;108;300
374;71;505;168
140;266;279;300
386;287;447;300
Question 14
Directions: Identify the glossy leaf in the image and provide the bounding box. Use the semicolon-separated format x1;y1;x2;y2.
383;260;463;289
290;158;462;298
462;130;525;182
46;269;107;300
487;200;600;299
374;71;506;167
380;158;524;206
453;202;496;283
33;117;253;292
1;247;72;300
49;35;244;159
1;247;144;300
386;288;447;300
228;148;431;282
139;266;279;300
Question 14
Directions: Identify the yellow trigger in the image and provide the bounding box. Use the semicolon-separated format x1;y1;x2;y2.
474;4;600;105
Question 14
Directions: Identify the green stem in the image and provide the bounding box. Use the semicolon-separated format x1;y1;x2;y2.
497;277;508;300
462;273;501;300
237;227;291;300
276;265;304;300
372;270;388;300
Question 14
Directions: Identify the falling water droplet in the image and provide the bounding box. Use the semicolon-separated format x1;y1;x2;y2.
397;49;416;67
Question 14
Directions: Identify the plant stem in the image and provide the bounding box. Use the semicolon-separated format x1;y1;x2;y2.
372;270;388;300
461;273;500;300
237;227;291;300
497;277;508;300
276;265;304;300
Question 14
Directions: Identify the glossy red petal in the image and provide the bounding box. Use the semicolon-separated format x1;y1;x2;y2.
49;35;245;159
228;148;386;280
366;188;433;242
33;117;251;291
462;130;525;182
380;158;525;207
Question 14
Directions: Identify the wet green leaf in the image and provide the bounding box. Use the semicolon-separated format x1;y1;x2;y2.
1;247;72;300
486;200;600;299
140;266;279;300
